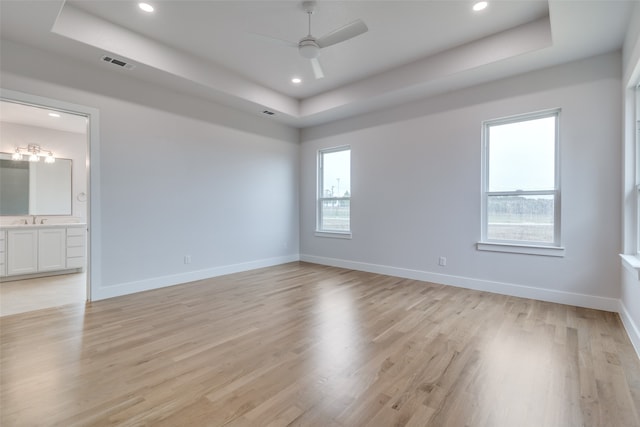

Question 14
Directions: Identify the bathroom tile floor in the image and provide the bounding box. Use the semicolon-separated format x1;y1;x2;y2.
0;272;86;316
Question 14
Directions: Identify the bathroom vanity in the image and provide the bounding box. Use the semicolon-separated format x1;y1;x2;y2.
0;223;86;279
0;149;87;280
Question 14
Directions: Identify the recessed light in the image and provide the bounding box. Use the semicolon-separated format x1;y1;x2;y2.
473;1;488;12
48;113;61;118
138;3;154;13
291;77;302;84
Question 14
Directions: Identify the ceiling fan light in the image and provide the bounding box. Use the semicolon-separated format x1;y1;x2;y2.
299;40;320;59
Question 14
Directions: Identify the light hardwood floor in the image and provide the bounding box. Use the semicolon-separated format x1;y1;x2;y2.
1;262;639;426
0;272;86;316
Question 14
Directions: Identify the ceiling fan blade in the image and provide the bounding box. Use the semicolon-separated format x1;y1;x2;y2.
249;32;297;49
316;19;368;48
311;57;324;79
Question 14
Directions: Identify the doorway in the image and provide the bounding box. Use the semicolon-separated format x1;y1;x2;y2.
0;89;100;315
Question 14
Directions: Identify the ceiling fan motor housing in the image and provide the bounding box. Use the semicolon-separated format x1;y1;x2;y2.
299;37;320;58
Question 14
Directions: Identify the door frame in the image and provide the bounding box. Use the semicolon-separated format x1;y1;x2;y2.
1;88;101;301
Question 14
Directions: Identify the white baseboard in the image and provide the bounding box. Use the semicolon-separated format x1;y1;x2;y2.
92;254;300;301
300;254;620;312
619;301;640;358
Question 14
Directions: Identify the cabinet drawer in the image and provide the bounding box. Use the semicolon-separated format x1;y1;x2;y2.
66;257;85;269
67;235;85;248
67;227;86;237
67;246;85;258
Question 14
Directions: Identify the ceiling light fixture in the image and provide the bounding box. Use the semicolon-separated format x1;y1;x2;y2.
138;3;154;13
473;1;488;12
12;144;56;163
291;77;302;84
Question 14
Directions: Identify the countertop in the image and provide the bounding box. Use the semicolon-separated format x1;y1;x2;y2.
0;223;87;229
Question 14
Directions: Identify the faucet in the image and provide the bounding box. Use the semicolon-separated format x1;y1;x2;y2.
32;216;37;224
22;218;28;225
40;218;47;224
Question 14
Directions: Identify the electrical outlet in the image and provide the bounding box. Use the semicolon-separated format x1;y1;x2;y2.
438;256;447;266
184;255;191;264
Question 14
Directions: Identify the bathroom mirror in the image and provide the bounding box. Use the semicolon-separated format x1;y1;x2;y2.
0;152;72;215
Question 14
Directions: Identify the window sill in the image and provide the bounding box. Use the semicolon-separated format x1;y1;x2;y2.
620;254;640;280
315;231;352;240
477;242;565;257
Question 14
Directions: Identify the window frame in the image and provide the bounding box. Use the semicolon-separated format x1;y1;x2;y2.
635;86;640;256
478;109;564;256
316;145;352;238
621;86;640;277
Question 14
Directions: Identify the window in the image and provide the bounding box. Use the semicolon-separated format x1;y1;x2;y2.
317;146;351;236
480;110;561;253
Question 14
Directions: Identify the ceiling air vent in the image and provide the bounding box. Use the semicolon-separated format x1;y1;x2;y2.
101;55;135;70
262;110;275;116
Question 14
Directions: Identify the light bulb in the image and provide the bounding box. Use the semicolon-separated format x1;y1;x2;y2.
29;154;39;162
473;1;488;11
45;154;55;164
139;2;154;12
12;151;22;160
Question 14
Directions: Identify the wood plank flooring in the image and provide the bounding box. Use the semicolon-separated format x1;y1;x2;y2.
0;272;86;316
1;262;639;426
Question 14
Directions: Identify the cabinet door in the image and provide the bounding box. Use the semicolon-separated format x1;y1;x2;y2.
38;228;66;272
0;231;6;276
7;229;38;275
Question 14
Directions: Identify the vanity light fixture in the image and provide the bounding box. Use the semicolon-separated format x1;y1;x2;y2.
12;144;56;163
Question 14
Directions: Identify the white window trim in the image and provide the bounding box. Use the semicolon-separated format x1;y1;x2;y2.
478;109;563;256
621;254;640;280
477;242;565;257
621;80;640;272
635;86;640;256
314;231;352;239
316;145;351;237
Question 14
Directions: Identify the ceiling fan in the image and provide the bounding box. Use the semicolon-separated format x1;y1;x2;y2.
260;1;368;79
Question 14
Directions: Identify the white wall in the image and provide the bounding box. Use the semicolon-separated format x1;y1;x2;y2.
301;52;622;311
0;122;87;221
0;40;300;299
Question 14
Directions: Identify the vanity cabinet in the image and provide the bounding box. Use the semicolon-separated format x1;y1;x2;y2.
7;229;38;276
37;228;66;272
2;225;86;278
0;231;7;276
